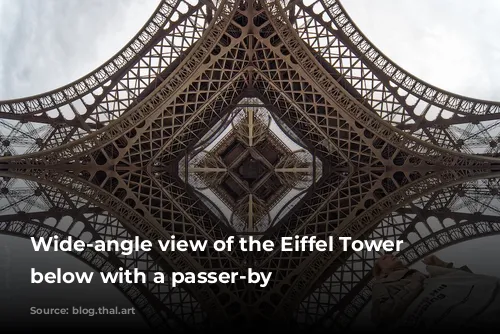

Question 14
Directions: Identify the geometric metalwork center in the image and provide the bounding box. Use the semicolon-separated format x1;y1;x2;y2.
236;155;268;182
2;0;500;331
179;98;323;233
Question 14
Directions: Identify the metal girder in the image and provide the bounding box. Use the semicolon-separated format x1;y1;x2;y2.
298;179;500;330
289;0;500;155
0;0;211;152
0;180;207;329
0;0;500;332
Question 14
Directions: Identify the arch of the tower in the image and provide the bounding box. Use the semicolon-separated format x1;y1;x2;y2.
290;0;500;156
296;176;500;330
1;0;500;332
0;0;212;154
0;175;207;330
1;0;499;159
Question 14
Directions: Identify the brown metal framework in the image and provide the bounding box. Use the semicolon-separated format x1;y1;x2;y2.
0;0;500;331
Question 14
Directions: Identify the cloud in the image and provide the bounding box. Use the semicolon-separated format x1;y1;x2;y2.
341;0;500;101
0;0;159;99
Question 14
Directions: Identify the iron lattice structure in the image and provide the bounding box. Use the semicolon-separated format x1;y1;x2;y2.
1;0;500;331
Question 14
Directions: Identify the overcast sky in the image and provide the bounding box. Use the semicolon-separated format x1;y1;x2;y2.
0;0;158;99
0;0;499;327
342;0;500;101
1;0;500;100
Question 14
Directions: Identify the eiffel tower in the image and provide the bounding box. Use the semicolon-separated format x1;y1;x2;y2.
1;0;500;331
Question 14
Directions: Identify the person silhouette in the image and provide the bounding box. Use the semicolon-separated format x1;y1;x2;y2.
370;253;500;330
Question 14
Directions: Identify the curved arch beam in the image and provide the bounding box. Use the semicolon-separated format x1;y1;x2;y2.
0;0;204;115
266;1;500;167
0;171;211;323
319;0;500;116
290;0;500;155
287;171;500;316
0;0;211;154
0;0;236;166
297;182;500;330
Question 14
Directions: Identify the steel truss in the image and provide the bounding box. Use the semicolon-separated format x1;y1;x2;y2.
0;0;500;331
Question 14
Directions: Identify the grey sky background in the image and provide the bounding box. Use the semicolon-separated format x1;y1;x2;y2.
0;0;499;328
342;0;500;101
0;0;158;99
